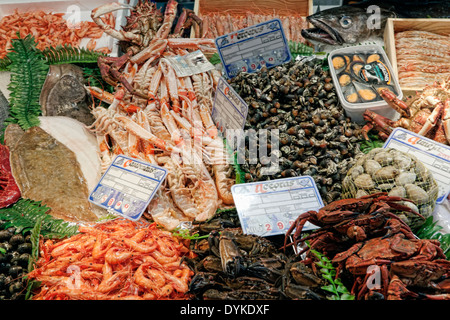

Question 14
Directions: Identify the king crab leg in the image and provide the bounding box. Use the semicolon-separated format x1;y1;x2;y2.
91;2;141;44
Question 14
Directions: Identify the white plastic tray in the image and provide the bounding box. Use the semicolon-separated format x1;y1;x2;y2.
328;44;403;124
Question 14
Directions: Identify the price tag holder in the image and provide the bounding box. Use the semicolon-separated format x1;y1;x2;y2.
88;155;168;221
383;128;450;203
231;176;323;237
211;76;248;135
215;18;292;79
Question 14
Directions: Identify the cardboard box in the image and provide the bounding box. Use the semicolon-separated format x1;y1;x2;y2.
384;18;450;96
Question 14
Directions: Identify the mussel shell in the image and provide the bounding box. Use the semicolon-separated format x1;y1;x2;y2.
352;82;378;102
343;83;360;104
366;53;382;64
331;54;347;72
349;61;365;79
338;72;352;88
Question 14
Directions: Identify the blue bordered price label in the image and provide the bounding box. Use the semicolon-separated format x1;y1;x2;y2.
384;128;450;203
211;77;248;136
88;155;168;221
214;18;292;79
231;176;324;237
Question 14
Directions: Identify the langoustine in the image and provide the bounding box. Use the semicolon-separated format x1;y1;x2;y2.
29;218;194;300
86;2;235;231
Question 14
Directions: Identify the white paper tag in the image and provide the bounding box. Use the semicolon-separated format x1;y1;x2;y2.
215;18;292;79
164;50;215;77
231;176;323;237
383;128;450;203
211;76;248;136
88;155;168;221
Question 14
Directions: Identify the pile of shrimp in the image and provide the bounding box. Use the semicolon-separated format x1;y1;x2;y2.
395;30;450;88
0;9;113;58
27;218;195;300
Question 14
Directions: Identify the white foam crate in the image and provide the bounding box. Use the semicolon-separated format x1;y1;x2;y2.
0;0;132;57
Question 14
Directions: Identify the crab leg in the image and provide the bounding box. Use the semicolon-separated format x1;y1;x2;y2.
129;39;168;65
87;86;141;114
155;0;178;39
442;98;450;143
417;101;444;137
91;2;141;43
379;88;410;118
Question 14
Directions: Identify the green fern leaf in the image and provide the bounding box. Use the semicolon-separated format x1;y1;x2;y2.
5;34;49;130
0;198;79;238
41;44;105;65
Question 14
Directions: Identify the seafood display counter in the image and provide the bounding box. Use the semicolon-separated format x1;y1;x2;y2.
0;0;448;304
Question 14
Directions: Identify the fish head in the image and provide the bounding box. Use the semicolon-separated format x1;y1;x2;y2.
301;5;395;45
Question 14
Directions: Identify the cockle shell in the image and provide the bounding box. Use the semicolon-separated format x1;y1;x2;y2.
372;166;399;182
395;172;417;186
405;184;429;204
353;173;375;190
363;160;382;176
388;186;406;198
373;151;393;166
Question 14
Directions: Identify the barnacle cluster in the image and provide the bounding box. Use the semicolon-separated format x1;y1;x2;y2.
229;58;365;203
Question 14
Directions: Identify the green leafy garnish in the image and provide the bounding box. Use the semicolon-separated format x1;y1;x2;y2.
414;216;450;259
5;34;49;130
0;198;79;238
172;227;209;240
360;133;385;154
308;243;355;300
288;41;314;60
208;52;222;65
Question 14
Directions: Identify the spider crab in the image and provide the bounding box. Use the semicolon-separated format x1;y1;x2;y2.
362;77;450;144
91;0;209;98
283;192;424;257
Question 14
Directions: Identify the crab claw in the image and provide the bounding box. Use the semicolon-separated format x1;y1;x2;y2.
91;2;140;43
417;101;444;137
379;88;410;118
362;109;395;140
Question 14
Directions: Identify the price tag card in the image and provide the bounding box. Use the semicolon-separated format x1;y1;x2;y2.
231;176;323;237
215;18;292;79
211;76;248;135
88;155;168;221
384;128;450;203
163;50;215;77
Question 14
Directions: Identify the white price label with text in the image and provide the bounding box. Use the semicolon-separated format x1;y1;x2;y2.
212;77;248;135
231;176;323;237
384;128;450;203
89;155;167;221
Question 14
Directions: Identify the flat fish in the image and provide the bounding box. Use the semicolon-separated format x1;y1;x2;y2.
5;123;101;223
39;64;94;126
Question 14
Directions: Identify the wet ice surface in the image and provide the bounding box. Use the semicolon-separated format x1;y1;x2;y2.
434;199;450;234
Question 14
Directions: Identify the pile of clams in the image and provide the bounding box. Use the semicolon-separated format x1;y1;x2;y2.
343;148;439;227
